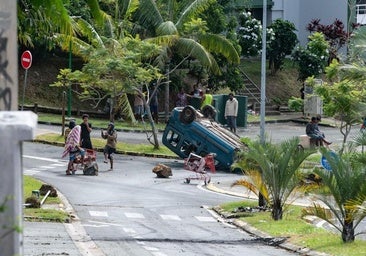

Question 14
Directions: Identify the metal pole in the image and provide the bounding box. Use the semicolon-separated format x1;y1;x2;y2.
68;40;72;117
260;0;267;144
21;69;28;111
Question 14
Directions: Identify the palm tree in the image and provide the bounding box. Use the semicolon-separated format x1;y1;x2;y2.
233;137;315;220
302;148;366;242
134;0;240;120
18;0;107;48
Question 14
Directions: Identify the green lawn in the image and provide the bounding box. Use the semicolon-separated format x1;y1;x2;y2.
220;201;366;256
23;175;70;222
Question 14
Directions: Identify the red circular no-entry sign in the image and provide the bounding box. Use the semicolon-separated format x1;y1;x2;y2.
21;50;32;70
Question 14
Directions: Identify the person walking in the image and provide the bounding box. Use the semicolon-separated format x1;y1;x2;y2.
101;122;117;170
62;125;85;175
225;93;238;134
134;93;144;121
64;119;75;143
80;114;93;149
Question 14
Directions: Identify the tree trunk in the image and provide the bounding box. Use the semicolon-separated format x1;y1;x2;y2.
139;90;160;149
342;220;355;242
258;193;266;207
271;199;283;221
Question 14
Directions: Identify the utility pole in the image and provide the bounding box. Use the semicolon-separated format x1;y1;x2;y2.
0;2;37;255
260;0;267;144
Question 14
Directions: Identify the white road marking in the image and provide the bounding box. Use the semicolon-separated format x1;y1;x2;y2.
123;228;137;234
143;246;159;251
89;211;109;217
160;214;181;221
195;216;216;222
23;155;61;163
152;252;168;256
124;212;145;219
24;169;41;175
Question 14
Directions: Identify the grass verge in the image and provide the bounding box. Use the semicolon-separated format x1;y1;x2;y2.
35;133;177;157
23;175;70;222
219;201;366;256
37;112;167;131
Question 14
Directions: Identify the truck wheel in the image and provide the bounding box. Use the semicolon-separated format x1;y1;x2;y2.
201;105;216;119
180;106;196;124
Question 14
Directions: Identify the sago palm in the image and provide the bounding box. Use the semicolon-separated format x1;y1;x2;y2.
233;137;315;220
302;148;366;242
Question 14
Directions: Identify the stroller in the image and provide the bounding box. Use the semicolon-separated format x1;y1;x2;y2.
184;153;216;185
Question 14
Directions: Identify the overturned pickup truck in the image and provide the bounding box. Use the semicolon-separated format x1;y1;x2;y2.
162;106;245;170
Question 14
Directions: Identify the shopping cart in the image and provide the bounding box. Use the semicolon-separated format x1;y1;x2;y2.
184;153;216;185
70;149;98;176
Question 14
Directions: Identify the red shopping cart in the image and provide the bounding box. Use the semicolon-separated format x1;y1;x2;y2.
184;153;216;185
70;149;98;176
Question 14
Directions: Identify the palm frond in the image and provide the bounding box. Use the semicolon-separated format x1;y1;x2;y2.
134;0;164;32
73;17;105;49
175;37;212;68
176;0;216;30
198;33;240;64
156;21;179;36
118;93;135;122
302;203;342;232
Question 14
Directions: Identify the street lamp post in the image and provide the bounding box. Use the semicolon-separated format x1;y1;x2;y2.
260;0;267;144
68;40;72;117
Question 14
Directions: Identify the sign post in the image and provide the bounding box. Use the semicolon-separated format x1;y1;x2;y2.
21;50;32;111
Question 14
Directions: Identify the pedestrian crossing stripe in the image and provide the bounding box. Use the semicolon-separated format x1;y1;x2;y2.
124;212;145;219
160;214;181;221
89;211;109;217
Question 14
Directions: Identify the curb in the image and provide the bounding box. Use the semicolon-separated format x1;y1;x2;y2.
211;206;331;256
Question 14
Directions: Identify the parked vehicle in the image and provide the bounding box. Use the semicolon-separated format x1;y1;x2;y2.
162;106;245;170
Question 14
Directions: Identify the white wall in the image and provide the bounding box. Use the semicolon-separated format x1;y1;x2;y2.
271;0;348;46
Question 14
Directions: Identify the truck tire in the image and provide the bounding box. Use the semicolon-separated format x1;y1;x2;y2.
180;106;196;124
201;105;216;119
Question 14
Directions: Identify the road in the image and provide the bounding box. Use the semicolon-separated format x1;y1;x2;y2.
23;142;299;256
38;120;358;146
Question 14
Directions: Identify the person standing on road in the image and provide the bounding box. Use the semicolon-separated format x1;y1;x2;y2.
101;122;117;170
80;114;93;149
225;92;238;134
62;125;85;175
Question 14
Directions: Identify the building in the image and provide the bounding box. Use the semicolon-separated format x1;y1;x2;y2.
241;0;365;46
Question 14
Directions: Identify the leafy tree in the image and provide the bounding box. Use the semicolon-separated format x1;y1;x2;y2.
306;19;349;64
52;37;163;148
237;11;262;57
314;60;366;152
292;32;329;82
267;19;298;75
232;137;315;220
303;148;366;243
237;11;274;58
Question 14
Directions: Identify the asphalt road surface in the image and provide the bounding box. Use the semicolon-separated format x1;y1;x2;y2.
23;142;299;256
38;120;358;146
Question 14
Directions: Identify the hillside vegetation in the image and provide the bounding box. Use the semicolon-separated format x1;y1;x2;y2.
19;56;301;110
